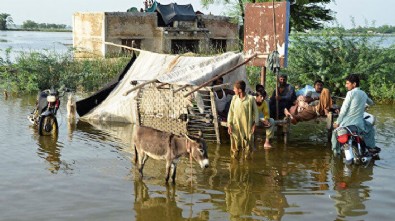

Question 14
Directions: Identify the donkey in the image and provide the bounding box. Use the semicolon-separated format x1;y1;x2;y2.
132;125;209;183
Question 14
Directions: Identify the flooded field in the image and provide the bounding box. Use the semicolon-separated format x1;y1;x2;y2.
1;94;394;221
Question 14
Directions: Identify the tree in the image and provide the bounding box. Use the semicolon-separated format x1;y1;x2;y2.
22;20;39;29
201;0;335;33
284;28;395;102
0;13;13;30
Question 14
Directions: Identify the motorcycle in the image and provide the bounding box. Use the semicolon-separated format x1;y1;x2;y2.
334;112;380;166
28;88;61;136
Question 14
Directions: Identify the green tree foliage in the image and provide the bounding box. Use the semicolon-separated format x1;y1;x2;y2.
289;0;334;31
0;13;13;30
282;29;395;103
0;49;130;93
348;25;395;35
37;23;67;29
22;20;39;29
22;20;67;30
201;0;335;32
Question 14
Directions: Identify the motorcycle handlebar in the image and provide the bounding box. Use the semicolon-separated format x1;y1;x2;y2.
41;86;75;98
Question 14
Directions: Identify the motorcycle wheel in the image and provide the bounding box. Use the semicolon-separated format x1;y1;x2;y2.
351;144;362;165
38;115;58;136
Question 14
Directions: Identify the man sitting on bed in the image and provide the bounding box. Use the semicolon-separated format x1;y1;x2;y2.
284;80;332;125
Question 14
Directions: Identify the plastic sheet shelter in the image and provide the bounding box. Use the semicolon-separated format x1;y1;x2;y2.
78;51;251;124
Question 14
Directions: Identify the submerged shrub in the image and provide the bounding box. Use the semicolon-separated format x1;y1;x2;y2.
0;49;130;93
282;29;395;103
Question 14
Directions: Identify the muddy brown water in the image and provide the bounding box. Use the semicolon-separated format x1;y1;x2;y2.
1;94;394;221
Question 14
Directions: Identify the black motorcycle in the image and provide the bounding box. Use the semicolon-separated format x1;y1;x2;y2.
28;88;61;136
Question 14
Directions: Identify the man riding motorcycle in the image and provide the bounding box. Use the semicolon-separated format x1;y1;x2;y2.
331;74;380;155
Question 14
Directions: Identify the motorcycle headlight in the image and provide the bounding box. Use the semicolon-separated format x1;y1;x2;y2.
336;128;349;144
47;95;57;103
337;134;349;144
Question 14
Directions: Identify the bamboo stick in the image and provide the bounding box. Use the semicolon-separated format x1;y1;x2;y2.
211;83;232;90
187;126;215;130
173;85;190;93
261;66;266;88
156;82;168;88
209;91;221;143
123;79;158;96
276;72;279;120
183;53;258;97
104;41;144;52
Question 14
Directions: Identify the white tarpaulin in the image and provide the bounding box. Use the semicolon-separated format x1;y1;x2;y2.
81;51;251;123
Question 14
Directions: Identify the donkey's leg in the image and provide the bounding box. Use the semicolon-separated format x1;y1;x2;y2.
171;163;177;184
165;161;172;183
138;152;148;178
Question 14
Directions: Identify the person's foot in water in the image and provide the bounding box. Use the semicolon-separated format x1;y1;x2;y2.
264;139;273;149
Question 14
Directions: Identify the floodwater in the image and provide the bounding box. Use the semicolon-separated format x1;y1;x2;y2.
1;94;394;221
0;31;72;61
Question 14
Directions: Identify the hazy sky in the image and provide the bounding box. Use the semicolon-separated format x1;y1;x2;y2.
1;0;394;28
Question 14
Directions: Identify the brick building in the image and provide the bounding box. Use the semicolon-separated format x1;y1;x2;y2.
73;3;239;58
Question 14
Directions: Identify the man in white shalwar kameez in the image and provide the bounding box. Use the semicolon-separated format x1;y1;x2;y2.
332;74;376;154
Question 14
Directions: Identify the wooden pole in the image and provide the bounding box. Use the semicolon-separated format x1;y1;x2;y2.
275;69;279;120
183;53;258;98
3;90;8;100
103;41;144;52
173;85;190;93
209;91;221;144
156;82;168;88
260;66;266;88
123;79;158;96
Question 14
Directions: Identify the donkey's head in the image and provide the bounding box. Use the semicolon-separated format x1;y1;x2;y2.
185;134;209;169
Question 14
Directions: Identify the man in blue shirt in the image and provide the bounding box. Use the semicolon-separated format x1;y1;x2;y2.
269;73;296;119
331;74;376;154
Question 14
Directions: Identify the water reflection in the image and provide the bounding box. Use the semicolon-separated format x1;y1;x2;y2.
330;157;373;218
75;120;134;148
133;180;183;221
35;134;73;174
225;157;289;221
225;160;256;219
67;117;77;142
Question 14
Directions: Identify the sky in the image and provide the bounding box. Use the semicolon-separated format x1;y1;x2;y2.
1;0;394;29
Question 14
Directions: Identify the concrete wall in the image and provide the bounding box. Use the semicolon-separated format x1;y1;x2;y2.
104;12;163;54
200;15;239;51
159;27;210;54
73;12;105;58
73;12;239;57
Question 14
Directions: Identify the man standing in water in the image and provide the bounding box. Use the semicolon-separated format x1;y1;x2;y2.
227;80;259;159
331;74;378;154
